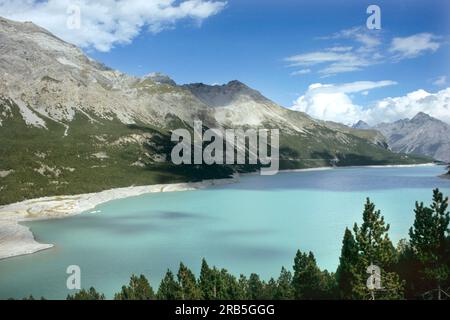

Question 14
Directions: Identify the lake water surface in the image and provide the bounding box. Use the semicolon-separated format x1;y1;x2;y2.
1;166;449;299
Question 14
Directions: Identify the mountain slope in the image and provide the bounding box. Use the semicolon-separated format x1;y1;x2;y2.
374;112;450;163
325;120;389;149
0;17;429;205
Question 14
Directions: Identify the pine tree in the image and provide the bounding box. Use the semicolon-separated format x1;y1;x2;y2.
114;274;155;300
274;267;294;300
263;278;277;300
321;270;338;299
336;228;359;299
409;189;450;299
66;287;105;300
394;239;424;299
157;269;182;300
354;199;396;267
292;250;325;299
199;259;216;299
237;275;250;299
352;198;404;299
199;259;239;300
177;263;202;300
247;273;264;299
217;269;241;299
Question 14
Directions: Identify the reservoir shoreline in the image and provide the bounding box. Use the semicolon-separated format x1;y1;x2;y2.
0;163;438;260
0;177;239;260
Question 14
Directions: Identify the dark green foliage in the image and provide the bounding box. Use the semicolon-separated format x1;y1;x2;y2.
354;199;397;267
67;287;105;300
292;251;322;299
0;100;235;205
292;250;335;299
237;275;250;299
395;239;425;299
263;278;278;300
336;228;359;299
247;273;265;300
177;263;202;300
114;274;155;300
274;267;294;300
157;270;182;300
409;189;450;299
217;269;243;299
319;270;338;299
199;259;216;299
198;259;242;299
21;295;46;300
349;198;404;299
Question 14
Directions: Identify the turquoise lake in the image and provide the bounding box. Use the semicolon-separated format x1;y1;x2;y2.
1;166;449;299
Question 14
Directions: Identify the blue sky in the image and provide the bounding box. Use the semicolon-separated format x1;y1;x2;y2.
1;0;449;124
86;0;450;108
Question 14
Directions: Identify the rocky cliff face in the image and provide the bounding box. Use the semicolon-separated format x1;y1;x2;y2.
374;112;450;163
0;16;427;205
0;16;219;129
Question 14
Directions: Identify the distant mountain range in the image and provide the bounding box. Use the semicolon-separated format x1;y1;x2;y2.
0;17;428;205
352;113;450;163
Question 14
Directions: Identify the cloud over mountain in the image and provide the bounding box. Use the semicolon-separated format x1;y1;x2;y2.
291;80;397;124
291;82;450;126
368;88;450;124
0;0;226;52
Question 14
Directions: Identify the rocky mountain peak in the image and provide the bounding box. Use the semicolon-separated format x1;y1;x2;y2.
1;16;43;33
182;80;267;108
375;112;450;162
411;112;433;123
352;120;371;129
226;80;247;87
143;72;176;86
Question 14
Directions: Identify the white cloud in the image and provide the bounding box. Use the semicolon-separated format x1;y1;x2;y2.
291;80;397;125
326;46;353;52
286;27;442;77
291;82;450;125
390;33;440;59
307;81;397;94
285;51;355;67
321;27;381;51
285;50;371;76
286;27;383;76
290;69;311;76
317;58;368;75
0;0;226;52
368;88;450;124
294;91;360;125
433;75;447;86
334;27;381;50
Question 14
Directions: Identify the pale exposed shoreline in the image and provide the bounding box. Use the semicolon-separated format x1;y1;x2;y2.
0;177;238;260
0;163;439;261
242;162;437;176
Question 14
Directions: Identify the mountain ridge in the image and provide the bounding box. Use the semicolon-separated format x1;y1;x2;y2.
352;113;450;163
0;17;429;205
